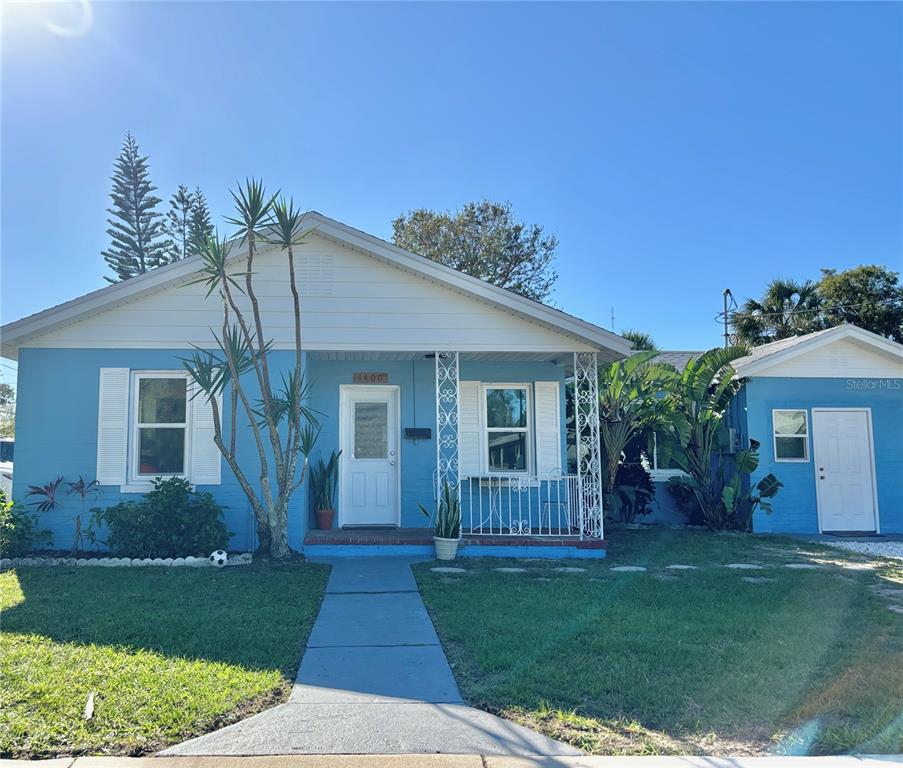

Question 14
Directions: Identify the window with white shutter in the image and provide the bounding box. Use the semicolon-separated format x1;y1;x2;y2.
190;385;222;485
458;381;482;476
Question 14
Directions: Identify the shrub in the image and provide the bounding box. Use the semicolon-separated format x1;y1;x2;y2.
90;477;231;558
0;489;53;557
605;462;656;523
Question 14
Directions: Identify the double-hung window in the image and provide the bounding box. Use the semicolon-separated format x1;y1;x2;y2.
131;372;190;480
483;385;531;474
773;409;809;462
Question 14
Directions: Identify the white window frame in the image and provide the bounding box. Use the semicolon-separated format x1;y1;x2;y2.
481;383;533;476
772;408;810;463
128;371;192;486
647;432;688;480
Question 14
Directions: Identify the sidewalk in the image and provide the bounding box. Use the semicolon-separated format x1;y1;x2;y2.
161;557;576;756
2;752;898;767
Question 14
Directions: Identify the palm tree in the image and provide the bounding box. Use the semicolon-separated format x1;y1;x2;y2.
621;329;658;351
732;279;823;345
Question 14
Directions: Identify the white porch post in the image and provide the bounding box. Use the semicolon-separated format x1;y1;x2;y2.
574;351;603;539
435;351;460;501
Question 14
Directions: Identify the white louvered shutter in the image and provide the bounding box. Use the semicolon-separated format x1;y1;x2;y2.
534;381;562;476
96;368;130;486
190;386;222;485
458;381;482;476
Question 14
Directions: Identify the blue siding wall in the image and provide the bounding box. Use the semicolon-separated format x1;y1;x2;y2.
744;377;903;534
13;349;568;550
304;357;568;529
12;348;312;552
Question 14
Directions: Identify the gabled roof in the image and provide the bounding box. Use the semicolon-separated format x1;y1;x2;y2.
1;211;633;361
732;324;903;377
653;350;703;372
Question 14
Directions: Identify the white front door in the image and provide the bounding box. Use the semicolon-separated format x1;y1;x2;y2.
340;386;399;526
812;409;877;533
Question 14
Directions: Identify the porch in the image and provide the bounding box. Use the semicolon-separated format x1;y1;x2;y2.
303;349;607;556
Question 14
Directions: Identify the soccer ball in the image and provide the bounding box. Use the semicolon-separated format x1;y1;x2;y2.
209;550;228;567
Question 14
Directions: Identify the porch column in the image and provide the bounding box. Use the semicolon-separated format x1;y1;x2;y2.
574;351;603;539
435;351;460;501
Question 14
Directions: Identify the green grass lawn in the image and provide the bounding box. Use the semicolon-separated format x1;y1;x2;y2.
414;530;903;756
0;561;330;758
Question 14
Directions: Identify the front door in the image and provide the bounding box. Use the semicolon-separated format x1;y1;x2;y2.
812;409;877;533
340;386;399;526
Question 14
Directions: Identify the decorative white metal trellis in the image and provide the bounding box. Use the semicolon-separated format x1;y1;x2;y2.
574;351;603;539
435;351;460;500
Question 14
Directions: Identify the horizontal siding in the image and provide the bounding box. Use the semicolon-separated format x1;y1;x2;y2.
21;235;594;353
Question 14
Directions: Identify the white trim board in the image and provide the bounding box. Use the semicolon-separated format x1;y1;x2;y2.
1;212;633;361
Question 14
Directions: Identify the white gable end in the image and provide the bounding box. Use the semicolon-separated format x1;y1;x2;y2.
750;337;903;378
16;234;599;354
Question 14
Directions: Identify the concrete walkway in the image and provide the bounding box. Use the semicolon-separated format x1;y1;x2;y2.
163;558;577;756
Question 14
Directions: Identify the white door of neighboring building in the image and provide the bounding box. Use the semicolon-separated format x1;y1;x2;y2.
812;409;878;533
339;385;399;527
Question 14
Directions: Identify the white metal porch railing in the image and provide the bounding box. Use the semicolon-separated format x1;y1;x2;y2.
459;473;595;538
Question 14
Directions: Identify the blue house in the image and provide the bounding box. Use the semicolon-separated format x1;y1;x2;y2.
733;325;903;535
1;213;631;558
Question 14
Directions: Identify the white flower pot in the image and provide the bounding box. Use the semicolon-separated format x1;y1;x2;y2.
434;536;460;561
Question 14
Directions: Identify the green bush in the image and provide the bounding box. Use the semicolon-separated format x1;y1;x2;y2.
0;489;53;557
90;477;232;558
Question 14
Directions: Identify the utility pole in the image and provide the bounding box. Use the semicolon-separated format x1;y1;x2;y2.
722;288;733;349
610;306;615;331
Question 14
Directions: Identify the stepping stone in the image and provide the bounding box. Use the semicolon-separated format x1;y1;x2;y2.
494;567;527;573
784;563;821;570
725;563;764;570
553;567;586;573
611;565;647;572
666;564;698;570
431;567;466;574
742;576;774;584
535;577;552;582
887;605;903;615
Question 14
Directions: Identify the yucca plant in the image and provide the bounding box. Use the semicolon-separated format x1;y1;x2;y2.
180;180;320;558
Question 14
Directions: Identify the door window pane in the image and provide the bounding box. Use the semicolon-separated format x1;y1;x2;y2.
488;431;527;471
139;378;187;423
354;401;388;459
139;427;185;474
486;389;527;428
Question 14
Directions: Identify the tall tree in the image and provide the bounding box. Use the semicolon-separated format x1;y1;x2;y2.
392;200;558;302
165;185;194;261
818;265;903;342
621;329;658;351
188;186;214;255
731;278;823;345
102;133;171;282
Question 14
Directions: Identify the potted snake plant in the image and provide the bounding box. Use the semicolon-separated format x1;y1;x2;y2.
419;482;462;560
311;450;341;530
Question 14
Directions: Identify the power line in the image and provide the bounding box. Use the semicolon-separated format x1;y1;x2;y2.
715;297;901;324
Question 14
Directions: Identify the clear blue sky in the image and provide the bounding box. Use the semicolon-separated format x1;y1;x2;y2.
2;1;901;382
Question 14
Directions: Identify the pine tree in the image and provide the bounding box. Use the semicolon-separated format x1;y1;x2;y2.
102;133;171;282
188;186;214;256
165;184;194;261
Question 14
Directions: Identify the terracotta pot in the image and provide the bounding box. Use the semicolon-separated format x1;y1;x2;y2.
316;509;335;531
434;536;460;561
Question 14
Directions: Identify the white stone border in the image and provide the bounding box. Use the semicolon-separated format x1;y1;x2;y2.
0;553;253;569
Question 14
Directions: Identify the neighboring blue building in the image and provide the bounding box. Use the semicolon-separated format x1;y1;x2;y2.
1;212;631;557
732;325;903;535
